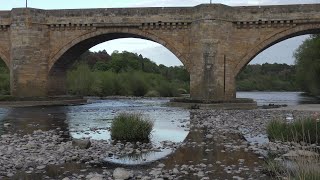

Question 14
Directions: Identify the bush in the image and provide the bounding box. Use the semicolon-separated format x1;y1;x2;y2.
144;90;160;97
0;73;10;95
67;64;96;96
126;72;149;96
110;112;154;141
267;117;320;144
67;63;189;97
156;81;179;97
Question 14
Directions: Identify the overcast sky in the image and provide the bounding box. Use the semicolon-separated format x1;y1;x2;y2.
1;0;318;66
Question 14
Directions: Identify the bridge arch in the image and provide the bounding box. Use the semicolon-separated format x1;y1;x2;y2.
49;28;189;73
47;28;189;95
234;24;320;77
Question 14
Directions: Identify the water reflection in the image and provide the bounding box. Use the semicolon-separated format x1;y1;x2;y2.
160;111;269;180
0;106;69;137
237;91;320;106
0;99;190;166
67;99;190;164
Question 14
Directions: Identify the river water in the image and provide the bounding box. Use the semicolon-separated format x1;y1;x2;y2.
0;92;319;179
237;91;320;106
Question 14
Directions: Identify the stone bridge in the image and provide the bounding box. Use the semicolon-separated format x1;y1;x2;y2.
0;4;320;100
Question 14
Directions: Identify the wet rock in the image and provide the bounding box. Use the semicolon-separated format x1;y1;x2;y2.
3;123;11;127
36;165;46;170
205;134;213;139
172;168;179;174
149;169;162;177
89;176;103;180
72;139;91;149
113;168;132;180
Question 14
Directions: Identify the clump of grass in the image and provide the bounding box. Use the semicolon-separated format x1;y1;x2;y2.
263;154;320;180
293;156;320;180
262;159;286;178
267;117;319;144
110;112;154;141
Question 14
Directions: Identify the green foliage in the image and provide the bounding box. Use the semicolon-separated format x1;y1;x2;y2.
67;63;96;96
267;117;320;144
67;51;190;97
295;34;320;96
110;112;154;141
144;90;160;97
0;58;9;95
237;63;298;91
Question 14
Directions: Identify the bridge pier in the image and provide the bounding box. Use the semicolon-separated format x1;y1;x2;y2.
47;68;67;96
10;8;49;97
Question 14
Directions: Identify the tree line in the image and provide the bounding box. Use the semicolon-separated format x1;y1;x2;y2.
67;50;189;97
236;63;298;91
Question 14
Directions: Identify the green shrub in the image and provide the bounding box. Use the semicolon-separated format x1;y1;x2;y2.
0;73;9;95
67;64;95;96
144;90;160;97
110;112;154;141
67;63;189;97
126;72;149;96
267;117;320;144
156;81;179;97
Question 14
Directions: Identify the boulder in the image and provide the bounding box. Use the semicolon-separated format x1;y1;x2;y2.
113;168;133;180
72;139;91;149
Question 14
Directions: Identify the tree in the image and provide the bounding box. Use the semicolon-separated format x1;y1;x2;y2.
294;34;320;96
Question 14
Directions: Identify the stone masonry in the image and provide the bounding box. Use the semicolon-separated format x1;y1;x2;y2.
0;4;320;100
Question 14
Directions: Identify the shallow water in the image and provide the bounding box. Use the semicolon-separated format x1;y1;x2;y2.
0;99;190;166
237;91;320;106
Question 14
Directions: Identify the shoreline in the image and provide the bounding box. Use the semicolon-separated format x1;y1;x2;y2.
0;99;87;108
274;104;320;111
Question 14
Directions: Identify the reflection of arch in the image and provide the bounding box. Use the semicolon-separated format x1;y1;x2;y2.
234;24;320;76
49;28;188;73
0;47;9;68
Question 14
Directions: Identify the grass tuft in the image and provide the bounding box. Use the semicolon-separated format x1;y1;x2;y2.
267;117;320;144
110;112;154;141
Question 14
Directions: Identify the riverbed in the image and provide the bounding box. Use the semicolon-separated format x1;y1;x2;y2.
0;92;319;179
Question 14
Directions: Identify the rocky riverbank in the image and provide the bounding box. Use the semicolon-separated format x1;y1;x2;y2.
1;109;319;179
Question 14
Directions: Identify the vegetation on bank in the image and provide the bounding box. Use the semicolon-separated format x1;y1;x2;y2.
265;115;320;179
110;112;154;141
67;51;189;97
295;34;320;96
236;63;298;91
264;156;320;180
0;61;9;95
267;117;320;144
